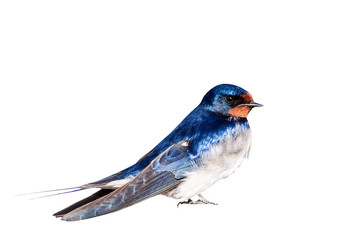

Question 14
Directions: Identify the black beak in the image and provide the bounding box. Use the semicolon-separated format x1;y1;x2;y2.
243;102;263;107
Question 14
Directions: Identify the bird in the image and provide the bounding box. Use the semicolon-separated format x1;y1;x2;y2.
51;84;262;221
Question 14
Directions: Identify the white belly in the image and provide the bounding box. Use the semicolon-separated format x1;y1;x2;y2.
166;124;252;200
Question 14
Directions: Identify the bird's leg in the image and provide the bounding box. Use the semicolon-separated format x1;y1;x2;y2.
195;194;218;205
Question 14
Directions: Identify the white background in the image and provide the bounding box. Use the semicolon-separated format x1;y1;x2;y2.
1;1;359;239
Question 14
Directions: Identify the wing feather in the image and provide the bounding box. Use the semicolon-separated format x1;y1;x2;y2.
53;189;114;218
58;141;194;221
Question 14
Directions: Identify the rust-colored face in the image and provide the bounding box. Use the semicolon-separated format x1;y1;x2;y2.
227;92;254;118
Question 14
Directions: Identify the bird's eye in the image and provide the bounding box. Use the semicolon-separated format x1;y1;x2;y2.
225;95;234;103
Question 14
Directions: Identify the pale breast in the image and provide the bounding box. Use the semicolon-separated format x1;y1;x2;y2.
166;123;252;200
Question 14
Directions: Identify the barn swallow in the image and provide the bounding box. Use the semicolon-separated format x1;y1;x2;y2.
51;84;262;221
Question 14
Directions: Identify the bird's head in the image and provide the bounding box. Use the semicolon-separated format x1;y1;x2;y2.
201;84;262;119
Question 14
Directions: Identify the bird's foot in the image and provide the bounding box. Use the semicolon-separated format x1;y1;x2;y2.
197;194;218;205
177;199;194;207
177;194;218;207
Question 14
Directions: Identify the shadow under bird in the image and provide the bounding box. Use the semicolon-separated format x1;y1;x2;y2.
45;84;262;221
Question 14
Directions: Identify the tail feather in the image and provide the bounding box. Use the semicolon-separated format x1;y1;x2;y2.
30;188;83;200
16;187;82;197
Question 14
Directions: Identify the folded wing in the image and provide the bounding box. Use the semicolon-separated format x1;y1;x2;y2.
56;140;197;221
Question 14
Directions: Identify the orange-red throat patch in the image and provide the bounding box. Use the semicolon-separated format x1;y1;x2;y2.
227;92;254;118
228;105;252;118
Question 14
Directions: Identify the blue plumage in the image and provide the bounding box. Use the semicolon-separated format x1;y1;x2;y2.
53;84;262;221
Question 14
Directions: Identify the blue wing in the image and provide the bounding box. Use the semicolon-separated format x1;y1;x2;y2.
56;140;198;221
